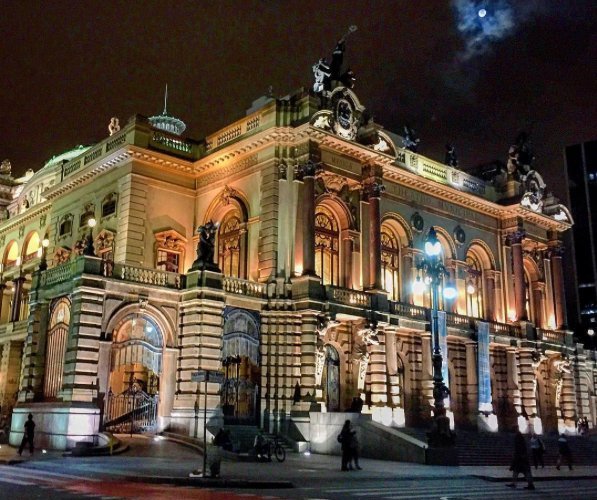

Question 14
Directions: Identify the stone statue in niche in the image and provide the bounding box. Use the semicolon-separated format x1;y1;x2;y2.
108;117;120;136
507;131;535;179
0;159;11;175
191;220;221;272
445;143;458;168
311;25;358;94
402;126;420;152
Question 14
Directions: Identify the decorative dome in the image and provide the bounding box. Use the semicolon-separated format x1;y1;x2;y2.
43;145;92;169
148;85;186;136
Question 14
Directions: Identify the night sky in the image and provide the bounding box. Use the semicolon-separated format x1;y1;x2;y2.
1;1;595;202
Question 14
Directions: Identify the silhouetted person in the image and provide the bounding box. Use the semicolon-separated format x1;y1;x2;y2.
507;430;535;490
556;434;573;470
18;413;35;456
350;430;362;470
530;433;545;469
338;420;355;471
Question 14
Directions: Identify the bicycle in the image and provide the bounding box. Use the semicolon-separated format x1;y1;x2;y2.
267;435;286;462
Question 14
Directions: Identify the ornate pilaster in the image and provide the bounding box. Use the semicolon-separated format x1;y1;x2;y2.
295;161;321;276
362;164;385;290
10;275;25;323
505;226;526;321
298;312;319;406
531;282;546;328
483;270;498;321
548;242;567;329
367;327;387;406
401;247;417;304
342;232;356;289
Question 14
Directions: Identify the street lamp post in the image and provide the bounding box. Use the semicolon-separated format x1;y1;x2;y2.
588;328;595;361
84;218;97;256
415;226;456;446
39;238;50;271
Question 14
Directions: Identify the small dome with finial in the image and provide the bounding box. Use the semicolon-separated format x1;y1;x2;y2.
148;85;186;136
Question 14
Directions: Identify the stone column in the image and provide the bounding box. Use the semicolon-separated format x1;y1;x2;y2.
0;283;6;322
549;243;567;329
532;282;546;329
401;248;415;304
239;224;248;280
298;311;318;404
295;161;320;276
506;227;527;321
0;340;24;416
10;275;25;323
369;328;388;406
483;270;497;321
362;164;384;290
465;341;479;427
60;287;105;403
342;233;354;289
18;296;49;402
518;349;537;425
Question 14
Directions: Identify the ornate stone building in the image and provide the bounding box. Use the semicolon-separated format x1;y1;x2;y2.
0;65;594;452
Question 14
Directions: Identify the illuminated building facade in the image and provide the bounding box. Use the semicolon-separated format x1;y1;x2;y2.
0;80;594;452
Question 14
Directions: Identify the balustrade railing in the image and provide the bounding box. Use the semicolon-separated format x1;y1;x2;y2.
113;263;182;289
40;259;79;287
537;328;566;344
325;286;371;308
446;312;474;329
222;276;266;297
391;301;427;320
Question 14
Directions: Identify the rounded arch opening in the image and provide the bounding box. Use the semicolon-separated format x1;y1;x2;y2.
4;240;19;267
314;204;341;285
23;231;41;259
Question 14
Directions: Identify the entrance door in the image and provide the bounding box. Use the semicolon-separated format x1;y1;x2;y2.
324;345;340;411
221;307;260;425
104;315;162;432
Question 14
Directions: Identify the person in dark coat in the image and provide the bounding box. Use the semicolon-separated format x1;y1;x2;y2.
18;413;35;456
556;434;573;470
338;420;355;471
506;430;535;490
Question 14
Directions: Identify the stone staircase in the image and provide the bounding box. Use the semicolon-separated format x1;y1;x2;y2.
225;425;294;455
396;426;597;466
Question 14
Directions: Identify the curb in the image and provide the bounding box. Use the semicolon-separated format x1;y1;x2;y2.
473;474;597;482
123;474;294;489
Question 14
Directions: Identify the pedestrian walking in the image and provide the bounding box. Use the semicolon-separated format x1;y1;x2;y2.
530;432;545;469
556;433;573;470
338;419;355;471
18;413;35;456
506;430;535;490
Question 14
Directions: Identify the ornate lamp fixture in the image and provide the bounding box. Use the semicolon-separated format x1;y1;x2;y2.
414;226;456;446
84;218;97;256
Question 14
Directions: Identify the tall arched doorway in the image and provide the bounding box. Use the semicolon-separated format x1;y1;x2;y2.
323;345;340;411
104;315;162;432
221;307;260;424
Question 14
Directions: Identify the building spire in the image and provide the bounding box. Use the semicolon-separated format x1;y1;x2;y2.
163;84;168;115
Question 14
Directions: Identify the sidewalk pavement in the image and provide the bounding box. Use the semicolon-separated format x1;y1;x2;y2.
1;436;594;489
0;443;63;465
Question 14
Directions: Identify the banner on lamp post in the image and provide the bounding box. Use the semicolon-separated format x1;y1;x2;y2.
477;321;492;412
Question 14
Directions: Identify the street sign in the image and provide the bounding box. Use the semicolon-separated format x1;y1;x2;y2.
191;370;223;384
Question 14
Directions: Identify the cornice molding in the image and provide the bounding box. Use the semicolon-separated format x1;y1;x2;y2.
0;202;51;235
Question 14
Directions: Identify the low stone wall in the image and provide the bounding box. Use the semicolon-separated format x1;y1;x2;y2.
10;403;100;450
303;411;426;464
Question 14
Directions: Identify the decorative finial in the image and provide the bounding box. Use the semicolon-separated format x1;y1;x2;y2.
108;117;120;136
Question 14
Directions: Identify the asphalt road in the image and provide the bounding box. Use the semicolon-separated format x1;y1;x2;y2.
0;435;595;499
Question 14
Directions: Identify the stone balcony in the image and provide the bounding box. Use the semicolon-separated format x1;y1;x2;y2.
31;259;573;347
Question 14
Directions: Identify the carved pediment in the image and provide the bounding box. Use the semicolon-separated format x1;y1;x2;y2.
155;229;187;252
53;246;71;265
95;229;116;253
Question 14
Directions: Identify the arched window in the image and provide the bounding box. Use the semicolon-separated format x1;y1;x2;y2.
465;255;484;318
315;206;339;286
381;227;400;301
218;212;243;278
24;232;41;263
43;298;71;398
3;240;19;268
